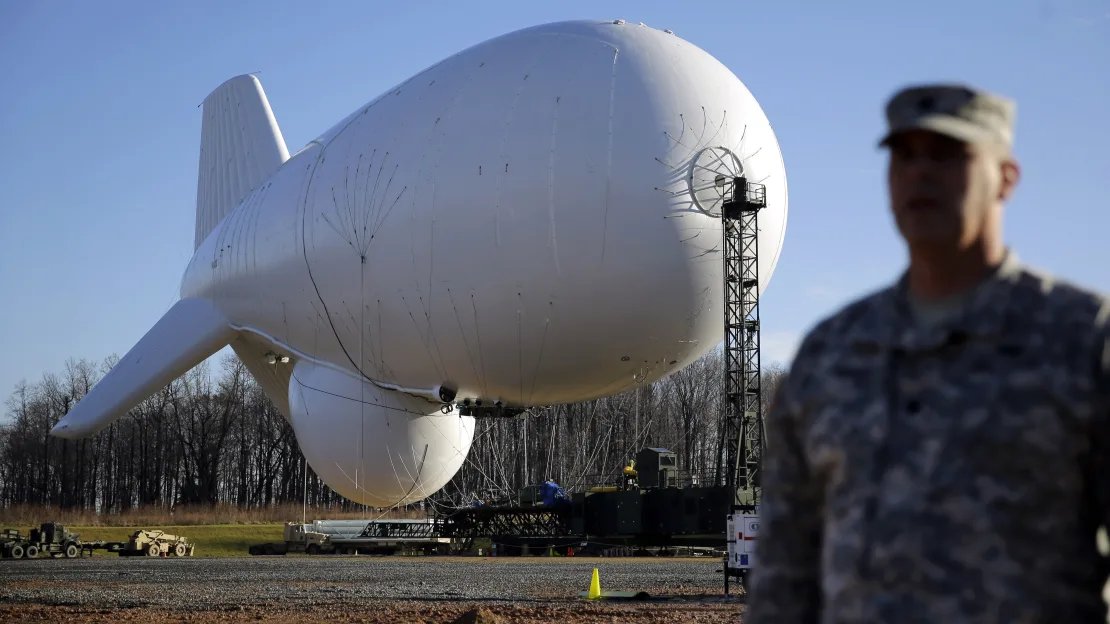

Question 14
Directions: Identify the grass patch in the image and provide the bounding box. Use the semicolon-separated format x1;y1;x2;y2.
70;524;285;557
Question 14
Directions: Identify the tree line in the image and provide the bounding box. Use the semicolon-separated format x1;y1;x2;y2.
0;351;785;515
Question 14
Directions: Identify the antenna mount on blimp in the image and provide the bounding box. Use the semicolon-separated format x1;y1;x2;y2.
688;147;746;216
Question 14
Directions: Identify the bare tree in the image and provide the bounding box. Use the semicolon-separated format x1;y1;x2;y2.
0;347;788;515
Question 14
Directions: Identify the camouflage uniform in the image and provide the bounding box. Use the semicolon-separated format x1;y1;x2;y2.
747;251;1110;623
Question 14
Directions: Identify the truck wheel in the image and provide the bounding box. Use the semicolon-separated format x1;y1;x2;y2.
25;545;39;558
148;544;160;557
306;544;320;555
10;544;24;559
64;544;78;559
174;544;186;557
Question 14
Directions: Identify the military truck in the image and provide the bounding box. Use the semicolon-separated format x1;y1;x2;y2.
249;522;331;555
1;524;194;559
1;523;82;559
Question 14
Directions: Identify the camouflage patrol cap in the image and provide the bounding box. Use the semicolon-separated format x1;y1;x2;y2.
878;83;1016;150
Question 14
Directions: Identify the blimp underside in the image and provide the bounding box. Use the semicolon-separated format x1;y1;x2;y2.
52;20;787;507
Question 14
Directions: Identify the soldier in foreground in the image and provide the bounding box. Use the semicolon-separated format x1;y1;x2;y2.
747;84;1110;622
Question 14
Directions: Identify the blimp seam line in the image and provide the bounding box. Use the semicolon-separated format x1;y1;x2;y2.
373;159;398;240
353;152;364;229
249;184;266;279
210;101;223;236
694;106;709;155
332;461;388;504
211;105;231;265
662;113;691;157
238;95;255;205
290;368;422;416
471;292;490;398
295;372;427;506
364;151;389;253
670;113;687;150
344;151;360;251
403;444;431;501
417;294;449;382
438;422;492;490
446;287;484;393
385;447;409;504
354;152;370;251
239;191;251;271
494;35;545;236
229;97;247;222
323;188;350;249
289;351;452;409
601;47;618;263
375;299;385;377
239;186;255;273
365;156;387;254
424;179;439;367
428;421;474;485
359;260;369;471
230;188;242;275
358;149;378;236
338;299;361;341
528;316;551;404
701;108;729;150
299;146;394;399
365;150;384;240
399;294;447;381
547;94;560;275
342;160;356;247
445;458;483;499
424;212;436;357
517;307;523;405
391;444;431;507
374;185;407;250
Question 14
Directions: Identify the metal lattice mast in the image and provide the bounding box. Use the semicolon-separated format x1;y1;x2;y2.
722;177;765;509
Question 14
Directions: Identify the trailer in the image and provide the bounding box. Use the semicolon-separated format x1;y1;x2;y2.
250;520;451;555
0;529;27;559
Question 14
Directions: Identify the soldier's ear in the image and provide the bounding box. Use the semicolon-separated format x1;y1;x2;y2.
998;157;1020;202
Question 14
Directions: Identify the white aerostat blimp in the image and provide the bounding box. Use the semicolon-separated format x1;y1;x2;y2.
52;19;787;506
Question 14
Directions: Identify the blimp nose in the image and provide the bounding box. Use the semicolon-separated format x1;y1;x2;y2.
295;20;786;409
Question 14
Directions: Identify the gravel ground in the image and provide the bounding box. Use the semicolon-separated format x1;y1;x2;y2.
0;555;745;623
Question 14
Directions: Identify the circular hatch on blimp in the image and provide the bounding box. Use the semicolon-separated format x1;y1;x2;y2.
687;146;744;216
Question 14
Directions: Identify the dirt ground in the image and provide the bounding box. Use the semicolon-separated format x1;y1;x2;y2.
0;555;746;623
0;601;742;623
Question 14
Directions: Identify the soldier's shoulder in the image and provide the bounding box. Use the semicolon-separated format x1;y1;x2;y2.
795;285;894;357
1010;262;1110;329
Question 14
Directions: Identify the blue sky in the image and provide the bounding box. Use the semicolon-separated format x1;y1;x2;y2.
1;0;1108;399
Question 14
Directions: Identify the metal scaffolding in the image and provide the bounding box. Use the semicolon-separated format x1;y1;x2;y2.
721;177;766;510
720;176;767;595
439;506;573;552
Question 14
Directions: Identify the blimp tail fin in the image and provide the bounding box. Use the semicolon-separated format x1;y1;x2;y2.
50;299;234;439
194;74;290;249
